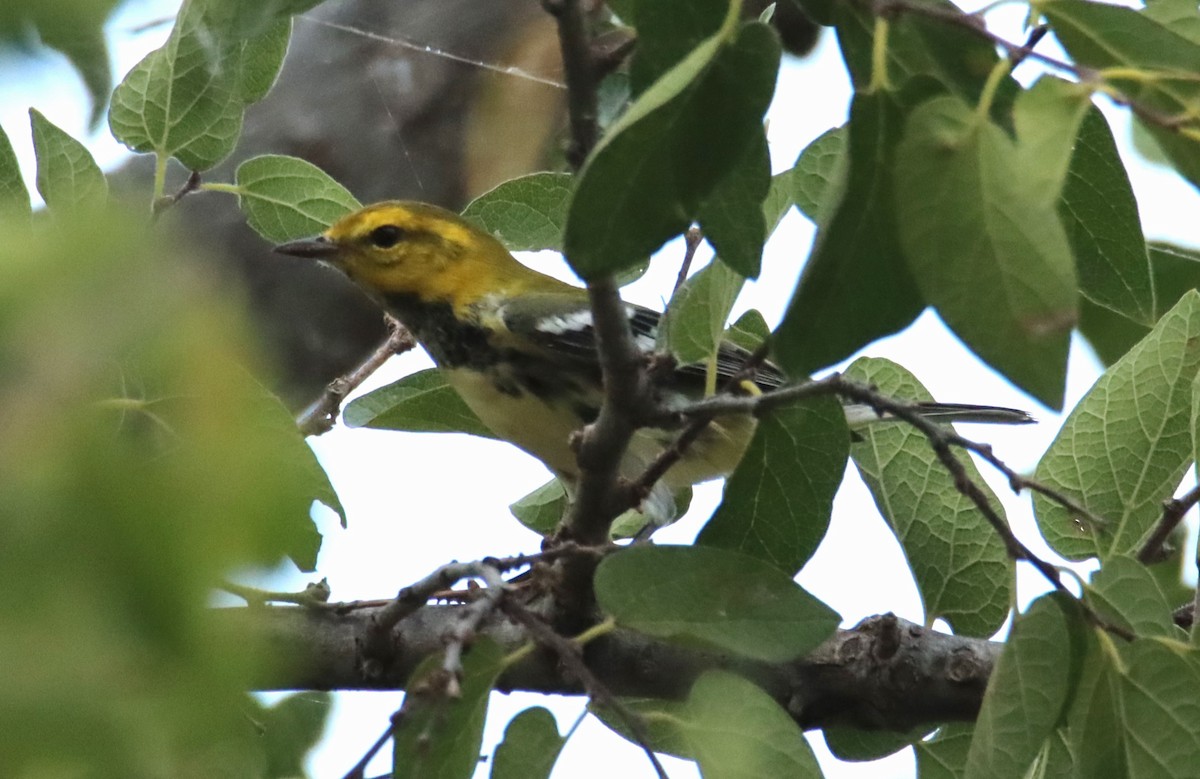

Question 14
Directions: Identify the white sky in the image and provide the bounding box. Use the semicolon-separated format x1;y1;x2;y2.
3;1;1200;777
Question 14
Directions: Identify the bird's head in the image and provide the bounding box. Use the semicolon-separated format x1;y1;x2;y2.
274;201;540;309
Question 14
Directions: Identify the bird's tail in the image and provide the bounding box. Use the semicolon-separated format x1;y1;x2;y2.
845;401;1035;429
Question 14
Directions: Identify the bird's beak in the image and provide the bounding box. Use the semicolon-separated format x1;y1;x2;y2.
273;235;340;260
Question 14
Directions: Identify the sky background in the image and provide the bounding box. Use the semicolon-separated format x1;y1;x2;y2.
3;1;1200;777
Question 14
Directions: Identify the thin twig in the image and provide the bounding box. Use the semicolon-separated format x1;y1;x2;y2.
665;372;1133;639
151;169;202;219
440;564;508;692
672;226;704;298
220;578;331;607
502;601;669;779
341;723;394;779
543;0;599;168
1137;483;1200;564
360;560;501;678
296;315;415;437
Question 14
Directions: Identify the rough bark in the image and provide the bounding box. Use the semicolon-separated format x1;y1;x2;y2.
225;605;999;733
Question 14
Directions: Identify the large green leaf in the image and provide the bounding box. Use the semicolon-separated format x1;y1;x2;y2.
108;1;291;171
0;205;326;777
1035;291;1200;560
344;369;497;439
1081;243;1200;365
775;89;924;376
661;258;744;366
681;671;824;777
894;94;1076;408
1042;0;1200;190
834;0;1011;115
253;692;334;779
915;724;974;779
0;123;30;222
1117;639;1200;778
563;20;779;279
697;394;849;574
29;109;107;214
595;545;840;662
626;0;730;93
591;672;823;776
1086;556;1179;638
791;125;846;223
393;639;504;779
490;707;565;779
233;154;361;242
1059;107;1154;325
965;595;1075;779
696;134;771;278
461;172;573;252
845;357;1013;637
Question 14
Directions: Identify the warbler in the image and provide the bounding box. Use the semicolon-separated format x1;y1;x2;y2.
275;201;1032;504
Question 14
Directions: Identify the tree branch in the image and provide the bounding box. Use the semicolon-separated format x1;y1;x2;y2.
1137;483;1200;564
223;605;1000;734
295;315;415;436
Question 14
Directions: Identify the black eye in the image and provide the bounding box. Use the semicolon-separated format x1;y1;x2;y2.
368;225;405;248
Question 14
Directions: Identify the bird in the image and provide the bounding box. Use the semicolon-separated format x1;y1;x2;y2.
275;200;1033;513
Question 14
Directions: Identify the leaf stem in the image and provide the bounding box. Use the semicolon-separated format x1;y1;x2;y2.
869;17;892;93
975;58;1012;124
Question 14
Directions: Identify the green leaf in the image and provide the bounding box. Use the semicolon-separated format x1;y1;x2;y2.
894;94;1076;409
1068;639;1126;779
791;125;846;223
1080;243;1200;365
0;204;331;777
697;134;771;278
599;673;823;776
626;0;730;94
257;692;333;779
589;697;693;758
680;671;824;777
29;108;107;214
461;172;573;252
1059;107;1154;325
775;89;924;376
1118;638;1200;778
233;19;291;104
108;1;290;171
595;545;840;662
245;379;341;559
490;707;565;779
915;723;974;779
825;727;928;762
233;154;361;242
1143;0;1200;43
834;0;1011;114
661;258;745;366
1034;291;1200;561
343;369;497;439
1012;76;1093;205
761;165;800;233
697;394;849;574
965;595;1074;779
844;357;1013;637
393;639;504;779
508;478;567;535
0;124;30;222
724;308;771;353
1042;0;1200;190
564;21;780;279
1086;556;1178;638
